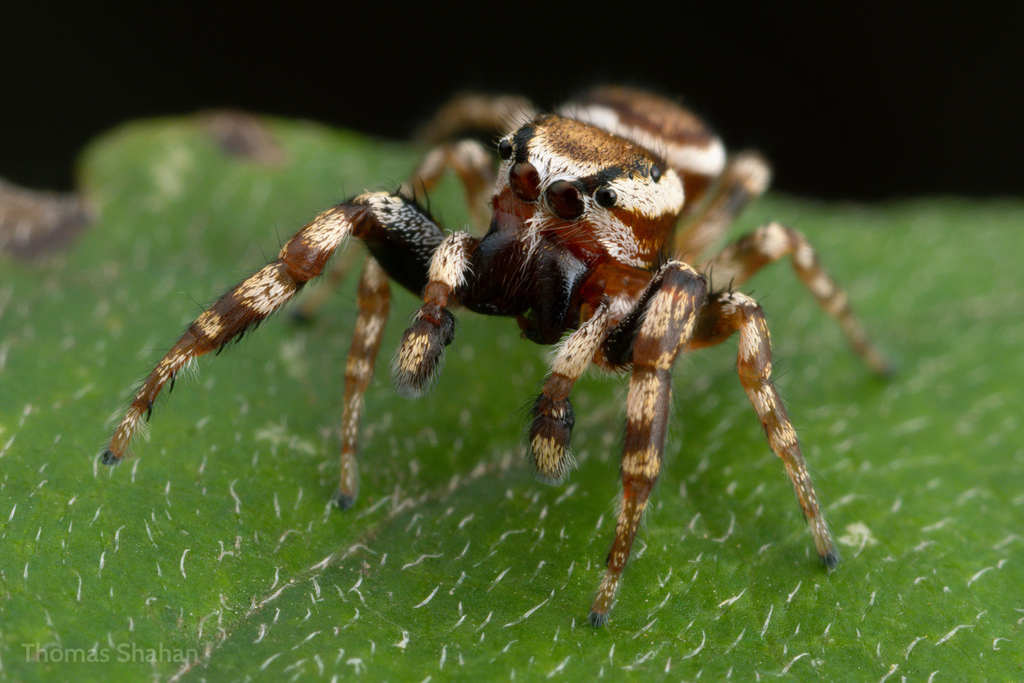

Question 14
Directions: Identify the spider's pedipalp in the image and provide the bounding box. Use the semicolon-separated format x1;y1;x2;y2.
528;301;609;484
392;231;476;398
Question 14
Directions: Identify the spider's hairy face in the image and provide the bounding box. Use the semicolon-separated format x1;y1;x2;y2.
492;114;684;268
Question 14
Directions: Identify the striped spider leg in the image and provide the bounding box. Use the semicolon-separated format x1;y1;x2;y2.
102;192;449;507
703;222;895;376
587;260;708;625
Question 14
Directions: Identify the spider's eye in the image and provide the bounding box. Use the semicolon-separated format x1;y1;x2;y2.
498;138;513;160
594;187;617;208
510;161;541;202
547;180;585;220
650;165;662;183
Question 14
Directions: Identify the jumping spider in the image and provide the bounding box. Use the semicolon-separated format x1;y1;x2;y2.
102;86;891;626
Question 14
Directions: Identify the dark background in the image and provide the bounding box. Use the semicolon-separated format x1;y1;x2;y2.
3;6;1021;201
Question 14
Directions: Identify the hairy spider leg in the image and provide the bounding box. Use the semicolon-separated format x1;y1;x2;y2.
589;261;708;626
103;192;446;469
290;246;358;323
414;91;538;144
529;301;610;484
705;222;894;376
673;151;772;259
400;140;496;230
391;231;477;397
690;291;839;567
297;140;497;323
334;257;390;508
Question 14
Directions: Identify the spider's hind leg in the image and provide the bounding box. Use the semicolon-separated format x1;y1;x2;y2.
705;222;893;375
672;151;772;259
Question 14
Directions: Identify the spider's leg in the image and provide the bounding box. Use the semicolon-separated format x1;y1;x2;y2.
705;222;893;375
103;191;445;465
290;246;358;323
391;231;477;397
589;261;707;627
414;91;537;144
334;257;390;509
529;301;610;484
295;137;496;323
672;151;770;258
690;291;839;567
400;140;495;230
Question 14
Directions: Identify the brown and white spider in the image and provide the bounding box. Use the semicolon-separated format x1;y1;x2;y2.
101;86;891;626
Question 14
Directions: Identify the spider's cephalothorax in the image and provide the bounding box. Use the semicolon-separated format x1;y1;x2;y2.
101;86;891;626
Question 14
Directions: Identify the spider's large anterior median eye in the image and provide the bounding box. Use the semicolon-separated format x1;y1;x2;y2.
510;161;541;202
498;138;513;161
547;180;584;220
594;187;617;208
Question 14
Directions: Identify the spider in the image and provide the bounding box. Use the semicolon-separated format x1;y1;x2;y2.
101;86;891;626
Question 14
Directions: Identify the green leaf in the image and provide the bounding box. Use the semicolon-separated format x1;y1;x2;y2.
2;114;1022;681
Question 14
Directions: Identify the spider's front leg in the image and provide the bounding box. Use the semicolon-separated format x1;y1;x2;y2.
103;193;447;508
590;261;708;626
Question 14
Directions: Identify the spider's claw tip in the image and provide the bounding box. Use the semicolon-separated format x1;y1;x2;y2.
877;360;898;380
588;610;609;628
330;490;357;510
101;449;121;466
822;549;840;569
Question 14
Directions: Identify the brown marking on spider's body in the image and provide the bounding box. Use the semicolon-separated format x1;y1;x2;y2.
103;85;889;627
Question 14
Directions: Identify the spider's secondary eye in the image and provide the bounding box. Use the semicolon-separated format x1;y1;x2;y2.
510;161;541;202
547;180;584;220
594;187;617;208
650;165;662;182
498;138;513;160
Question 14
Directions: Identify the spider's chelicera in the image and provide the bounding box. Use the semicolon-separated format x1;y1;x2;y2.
102;86;891;626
